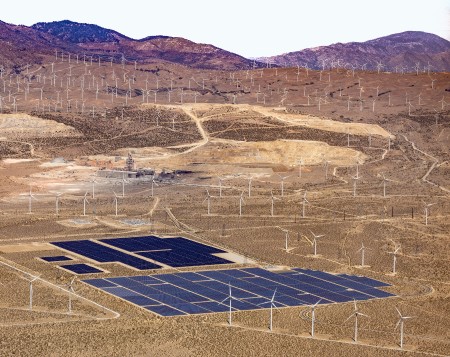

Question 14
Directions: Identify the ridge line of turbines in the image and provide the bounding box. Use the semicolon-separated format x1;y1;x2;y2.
0;54;447;115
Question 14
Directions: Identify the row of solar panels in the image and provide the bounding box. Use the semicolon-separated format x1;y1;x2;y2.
51;236;233;270
84;267;395;316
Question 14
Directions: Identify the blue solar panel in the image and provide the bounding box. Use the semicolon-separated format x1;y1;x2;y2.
99;235;231;268
337;274;391;288
144;305;185;316
41;256;72;262
52;240;162;270
61;263;103;274
83;279;117;288
83;268;395;316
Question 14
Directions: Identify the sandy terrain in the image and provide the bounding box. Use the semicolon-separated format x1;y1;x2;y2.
0;58;448;356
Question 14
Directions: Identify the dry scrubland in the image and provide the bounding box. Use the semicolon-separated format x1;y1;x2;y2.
0;58;448;356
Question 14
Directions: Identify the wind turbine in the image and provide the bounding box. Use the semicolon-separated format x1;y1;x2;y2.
239;191;245;217
27;275;38;310
27;185;37;214
150;175;159;197
113;192;120;216
297;158;303;178
203;189;213;215
310;230;324;256
66;277;76;314
357;242;371;266
120;173;128;197
323;160;330;180
389;244;401;274
278;174;290;196
247;176;253;198
381;173;390;197
218;176;224;198
352;175;361;197
221;283;240;326
258;288;279;331
309;299;322;337
82;192;89;216
423;202;436;226
345;300;369;342
279;228;289;251
269;190;279;217
301;191;309;218
55;192;62;215
395;307;413;349
91;177;98;199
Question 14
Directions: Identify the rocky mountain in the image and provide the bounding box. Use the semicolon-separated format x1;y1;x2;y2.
30;20;257;70
259;31;450;72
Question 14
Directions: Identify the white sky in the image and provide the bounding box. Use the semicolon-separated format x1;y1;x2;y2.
2;0;449;57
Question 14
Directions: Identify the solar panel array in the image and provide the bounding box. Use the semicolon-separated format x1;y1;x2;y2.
61;263;103;274
84;267;394;316
52;236;233;270
100;236;232;267
52;240;162;270
40;255;72;262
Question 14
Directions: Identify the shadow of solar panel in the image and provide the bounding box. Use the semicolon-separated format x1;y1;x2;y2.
144;305;185;316
41;256;72;262
84;279;117;288
52;240;162;270
61;263;103;274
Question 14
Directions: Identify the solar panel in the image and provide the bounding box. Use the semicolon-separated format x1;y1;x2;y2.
60;263;103;274
100;235;231;268
83;268;395;316
52;240;162;270
40;256;72;262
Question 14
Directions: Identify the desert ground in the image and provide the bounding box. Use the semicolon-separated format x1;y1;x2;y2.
0;57;449;356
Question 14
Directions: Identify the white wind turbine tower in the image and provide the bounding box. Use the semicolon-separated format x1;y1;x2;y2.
27;185;37;214
269;190;279;217
278;174;290;197
218;177;224;198
389;244;401;274
27;275;38;310
279;228;289;251
221;283;240;326
91;177;98;199
82;192;89;216
423;202;436;226
352;175;361;197
203;189;213;215
310;230;324;256
66;277;76;314
301;191;309;218
395;307;414;349
357;242;371;266
113;192;120;216
258;288;279;331
297;158;304;178
55;192;62;215
345;300;369;343
239;191;245;217
150;175;159;197
381;173;390;197
247;176;253;198
120;173;128;197
309;299;322;337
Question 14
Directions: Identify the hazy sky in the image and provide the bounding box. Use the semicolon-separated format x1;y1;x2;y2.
2;0;449;57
